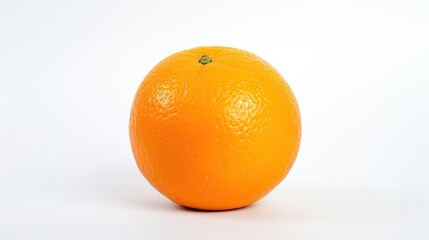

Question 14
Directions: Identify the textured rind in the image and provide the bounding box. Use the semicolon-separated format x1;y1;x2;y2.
129;46;301;210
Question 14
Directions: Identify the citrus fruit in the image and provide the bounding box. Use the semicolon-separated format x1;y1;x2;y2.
129;46;301;210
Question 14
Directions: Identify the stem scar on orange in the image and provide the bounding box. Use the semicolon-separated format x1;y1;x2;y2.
129;46;301;211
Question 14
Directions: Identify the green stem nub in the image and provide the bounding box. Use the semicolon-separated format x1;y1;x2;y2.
199;55;212;65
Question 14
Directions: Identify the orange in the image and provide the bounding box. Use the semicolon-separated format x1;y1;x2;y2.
129;46;301;211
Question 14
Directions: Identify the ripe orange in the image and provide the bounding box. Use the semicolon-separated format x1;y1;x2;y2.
129;46;301;210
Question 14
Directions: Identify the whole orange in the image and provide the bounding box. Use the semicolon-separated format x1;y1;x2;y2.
129;46;301;210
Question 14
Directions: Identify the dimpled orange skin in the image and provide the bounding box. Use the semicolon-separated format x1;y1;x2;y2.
129;46;301;211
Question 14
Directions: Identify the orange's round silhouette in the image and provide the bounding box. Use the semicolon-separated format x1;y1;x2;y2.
129;46;301;210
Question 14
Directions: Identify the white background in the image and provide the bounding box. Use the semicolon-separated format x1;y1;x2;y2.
1;0;428;239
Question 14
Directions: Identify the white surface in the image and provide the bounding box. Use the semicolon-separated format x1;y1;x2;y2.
1;0;428;239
